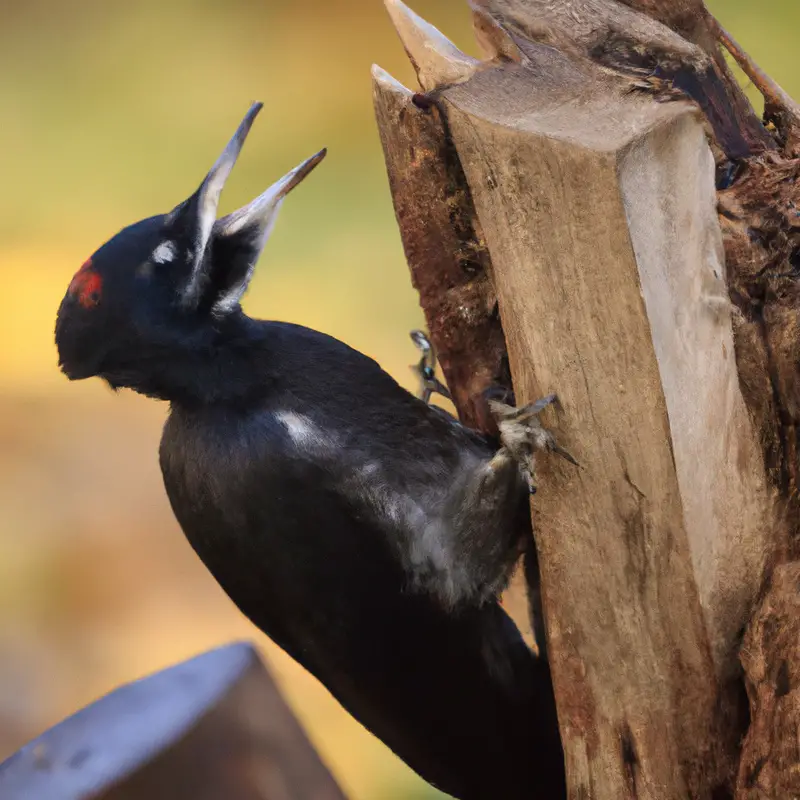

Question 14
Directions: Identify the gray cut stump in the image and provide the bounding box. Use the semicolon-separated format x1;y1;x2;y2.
0;642;346;800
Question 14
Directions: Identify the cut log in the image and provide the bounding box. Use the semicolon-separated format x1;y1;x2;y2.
0;642;345;800
442;58;775;799
374;1;792;797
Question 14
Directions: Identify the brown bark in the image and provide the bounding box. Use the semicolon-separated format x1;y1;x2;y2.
0;643;346;800
372;66;508;434
738;563;800;799
375;0;800;798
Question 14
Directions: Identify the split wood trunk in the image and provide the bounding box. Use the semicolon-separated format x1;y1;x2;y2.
374;1;800;797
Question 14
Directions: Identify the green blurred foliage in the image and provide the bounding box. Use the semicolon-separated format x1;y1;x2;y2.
0;1;797;797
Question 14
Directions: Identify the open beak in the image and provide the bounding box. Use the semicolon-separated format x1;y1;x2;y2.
213;148;327;237
276;149;327;196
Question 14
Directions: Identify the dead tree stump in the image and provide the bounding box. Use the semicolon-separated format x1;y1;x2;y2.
374;1;800;797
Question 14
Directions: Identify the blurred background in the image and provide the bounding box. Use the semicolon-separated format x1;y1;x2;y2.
0;0;797;796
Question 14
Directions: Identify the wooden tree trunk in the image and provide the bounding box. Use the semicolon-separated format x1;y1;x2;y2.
374;1;800;797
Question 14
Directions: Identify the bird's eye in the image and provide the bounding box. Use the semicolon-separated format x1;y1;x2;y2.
136;261;155;279
68;258;103;309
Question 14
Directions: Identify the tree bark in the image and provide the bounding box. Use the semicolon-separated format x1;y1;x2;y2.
375;1;800;797
738;562;800;798
372;66;507;434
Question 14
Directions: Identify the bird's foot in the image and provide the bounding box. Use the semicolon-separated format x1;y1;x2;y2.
488;394;578;494
409;330;451;404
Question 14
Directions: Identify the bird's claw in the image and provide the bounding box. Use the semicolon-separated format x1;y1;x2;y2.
409;330;451;404
488;394;578;493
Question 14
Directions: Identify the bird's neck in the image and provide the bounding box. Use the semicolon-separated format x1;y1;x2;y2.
102;314;277;409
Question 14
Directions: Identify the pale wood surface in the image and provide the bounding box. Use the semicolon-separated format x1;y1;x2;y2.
444;87;767;796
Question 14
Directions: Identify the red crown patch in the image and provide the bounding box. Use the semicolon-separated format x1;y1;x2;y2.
68;258;103;309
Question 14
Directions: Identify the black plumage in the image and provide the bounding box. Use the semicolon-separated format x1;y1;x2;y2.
55;104;566;799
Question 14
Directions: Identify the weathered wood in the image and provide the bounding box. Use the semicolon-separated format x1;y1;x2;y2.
472;0;774;158
0;643;345;800
375;1;792;797
738;562;800;799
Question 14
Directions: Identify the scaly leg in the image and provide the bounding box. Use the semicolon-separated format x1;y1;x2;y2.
409;329;451;404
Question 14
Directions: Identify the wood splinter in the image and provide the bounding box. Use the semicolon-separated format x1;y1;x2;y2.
709;15;800;124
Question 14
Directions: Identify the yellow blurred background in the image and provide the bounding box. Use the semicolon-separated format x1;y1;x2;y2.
0;1;797;797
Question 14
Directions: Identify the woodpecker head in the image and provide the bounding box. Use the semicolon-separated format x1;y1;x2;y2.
55;103;325;387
